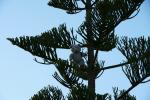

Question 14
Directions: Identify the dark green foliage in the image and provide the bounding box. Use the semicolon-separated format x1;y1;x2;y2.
8;24;75;49
53;60;82;88
48;0;83;14
77;22;117;51
118;37;150;85
30;85;137;100
113;87;136;100
30;85;65;100
7;0;150;100
30;85;111;100
7;24;75;64
67;85;111;100
53;59;103;89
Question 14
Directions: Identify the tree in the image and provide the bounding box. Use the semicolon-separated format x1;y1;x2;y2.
7;0;150;100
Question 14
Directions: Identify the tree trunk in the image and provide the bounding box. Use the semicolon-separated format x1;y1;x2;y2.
86;0;95;99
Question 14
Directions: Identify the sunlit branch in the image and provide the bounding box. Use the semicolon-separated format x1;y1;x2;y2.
141;76;150;83
127;9;140;19
96;70;104;79
93;49;99;64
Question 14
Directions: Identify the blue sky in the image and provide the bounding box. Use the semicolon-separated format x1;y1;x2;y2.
0;0;150;100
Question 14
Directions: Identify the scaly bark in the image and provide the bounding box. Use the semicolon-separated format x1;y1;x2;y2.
86;0;95;99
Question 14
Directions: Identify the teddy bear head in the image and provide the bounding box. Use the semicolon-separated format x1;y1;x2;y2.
70;44;81;53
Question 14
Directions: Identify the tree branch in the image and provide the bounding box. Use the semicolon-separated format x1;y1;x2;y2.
91;0;98;6
101;62;129;71
81;0;86;5
71;29;83;45
127;9;140;19
34;58;53;65
101;51;150;71
117;75;148;100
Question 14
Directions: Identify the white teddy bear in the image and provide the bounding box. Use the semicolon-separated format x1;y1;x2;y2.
69;44;87;66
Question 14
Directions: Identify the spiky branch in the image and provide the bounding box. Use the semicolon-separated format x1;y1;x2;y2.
7;0;149;100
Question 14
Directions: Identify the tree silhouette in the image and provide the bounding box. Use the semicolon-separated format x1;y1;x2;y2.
8;0;150;100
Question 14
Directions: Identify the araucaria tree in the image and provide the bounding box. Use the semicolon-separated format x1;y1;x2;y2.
8;0;150;100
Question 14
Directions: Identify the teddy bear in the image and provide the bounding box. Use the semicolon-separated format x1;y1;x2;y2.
69;44;87;66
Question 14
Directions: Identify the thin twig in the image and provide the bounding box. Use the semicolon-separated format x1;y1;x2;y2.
50;5;86;11
34;58;53;65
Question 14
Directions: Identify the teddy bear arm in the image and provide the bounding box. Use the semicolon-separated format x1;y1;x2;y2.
81;52;87;57
69;54;73;61
79;59;85;66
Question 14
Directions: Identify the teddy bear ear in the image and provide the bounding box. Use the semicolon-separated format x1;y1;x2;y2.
69;45;72;48
77;44;81;47
70;44;74;48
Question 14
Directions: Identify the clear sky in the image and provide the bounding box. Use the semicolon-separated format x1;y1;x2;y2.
0;0;150;100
